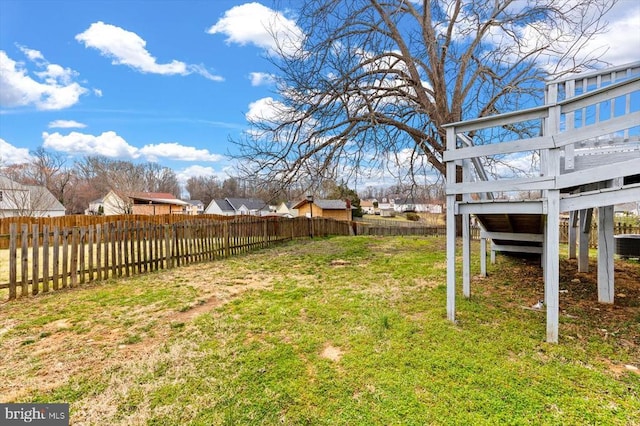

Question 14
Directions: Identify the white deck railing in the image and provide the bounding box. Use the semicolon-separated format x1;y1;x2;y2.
444;61;640;202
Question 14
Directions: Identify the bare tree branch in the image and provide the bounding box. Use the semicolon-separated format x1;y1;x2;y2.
233;0;617;191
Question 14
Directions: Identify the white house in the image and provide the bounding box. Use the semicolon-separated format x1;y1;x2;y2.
0;176;65;217
205;198;270;216
274;201;298;217
184;200;205;215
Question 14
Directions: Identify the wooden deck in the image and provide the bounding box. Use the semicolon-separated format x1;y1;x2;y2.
444;62;640;342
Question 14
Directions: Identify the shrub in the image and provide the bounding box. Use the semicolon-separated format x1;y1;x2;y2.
406;212;420;221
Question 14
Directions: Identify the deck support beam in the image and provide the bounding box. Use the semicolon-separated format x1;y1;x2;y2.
545;191;561;343
446;128;457;323
480;230;487;277
568;211;578;259
578;209;592;272
597;205;615;303
462;214;471;298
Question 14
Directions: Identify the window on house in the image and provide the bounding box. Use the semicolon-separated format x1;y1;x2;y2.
0;191;3;202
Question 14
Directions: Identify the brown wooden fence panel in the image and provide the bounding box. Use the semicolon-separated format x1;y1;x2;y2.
1;215;351;301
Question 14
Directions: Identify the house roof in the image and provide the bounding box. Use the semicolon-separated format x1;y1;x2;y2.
210;198;235;212
0;177;65;212
185;200;204;206
123;191;190;206
226;198;270;211
0;176;27;190
292;199;348;210
27;185;65;212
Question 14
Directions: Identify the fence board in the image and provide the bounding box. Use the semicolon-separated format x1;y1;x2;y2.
2;215;349;300
9;224;17;299
42;225;49;293
32;224;39;295
53;227;60;290
21;224;28;296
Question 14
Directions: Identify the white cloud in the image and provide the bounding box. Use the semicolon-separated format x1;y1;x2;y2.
43;131;139;159
48;120;87;129
249;72;276;86
176;165;225;185
17;45;45;63
0;49;88;110
208;2;304;56
188;64;225;82
42;131;224;163
139;142;223;162
245;97;287;122
584;3;640;66
76;22;188;75
76;22;224;81
0;138;32;165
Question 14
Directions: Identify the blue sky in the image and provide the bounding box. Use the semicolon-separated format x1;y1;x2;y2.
0;0;301;183
1;0;639;187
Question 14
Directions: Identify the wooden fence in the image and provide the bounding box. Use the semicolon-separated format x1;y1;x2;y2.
559;221;640;248
0;215;351;301
353;219;639;244
353;222;474;238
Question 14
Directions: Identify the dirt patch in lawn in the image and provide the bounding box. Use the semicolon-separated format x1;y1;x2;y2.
320;343;344;362
0;262;277;404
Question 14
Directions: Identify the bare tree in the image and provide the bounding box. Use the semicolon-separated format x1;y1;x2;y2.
234;0;616;188
143;163;181;197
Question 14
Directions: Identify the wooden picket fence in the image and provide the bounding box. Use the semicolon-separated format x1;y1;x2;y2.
559;221;640;248
0;215;351;301
352;222;481;238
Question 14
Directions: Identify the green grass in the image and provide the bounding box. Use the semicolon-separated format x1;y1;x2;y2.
0;236;638;425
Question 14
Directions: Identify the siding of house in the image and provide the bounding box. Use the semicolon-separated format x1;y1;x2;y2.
132;204;178;215
297;203;352;221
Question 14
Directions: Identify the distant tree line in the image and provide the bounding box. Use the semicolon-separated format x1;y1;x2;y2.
1;147;445;215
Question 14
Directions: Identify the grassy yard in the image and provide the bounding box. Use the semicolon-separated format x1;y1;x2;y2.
0;236;638;425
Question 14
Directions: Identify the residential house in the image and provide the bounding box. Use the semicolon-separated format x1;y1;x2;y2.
0;176;65;217
99;190;189;215
274;201;298;218
86;197;104;215
183;200;205;215
360;200;375;215
204;198;271;216
292;199;353;221
615;202;640;217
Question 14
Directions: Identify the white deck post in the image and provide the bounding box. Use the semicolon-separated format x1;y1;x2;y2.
480;230;487;277
597;205;615;303
568;211;578;259
463;213;470;297
446;127;458;323
578;209;592;272
545;191;561;343
544;94;560;343
462;159;471;298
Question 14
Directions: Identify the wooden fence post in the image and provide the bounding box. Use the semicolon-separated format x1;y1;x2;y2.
79;227;86;284
32;224;39;295
21;224;29;297
62;228;69;288
96;224;102;281
88;226;94;282
71;227;79;287
224;221;230;258
42;225;49;292
9;223;17;300
53;227;60;290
